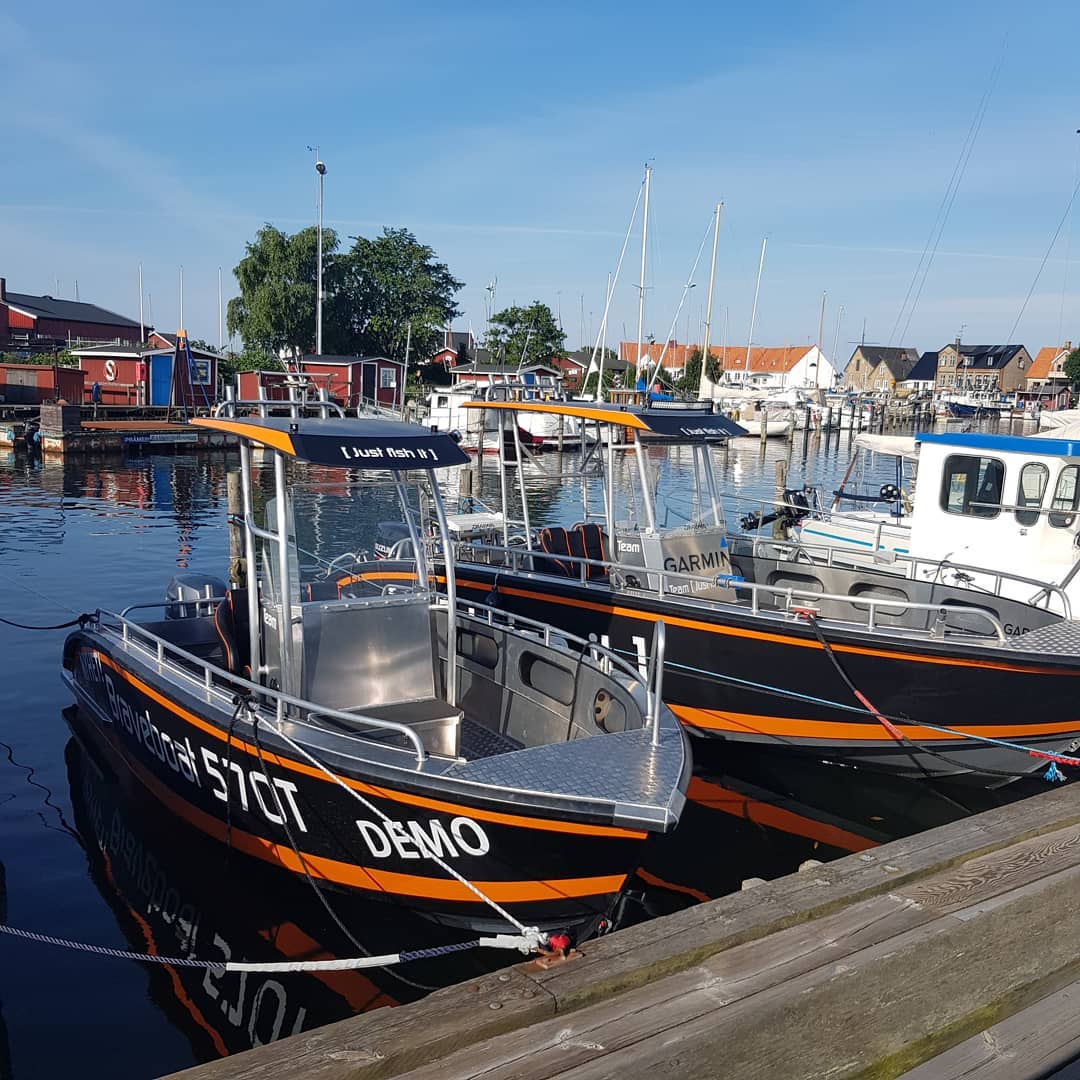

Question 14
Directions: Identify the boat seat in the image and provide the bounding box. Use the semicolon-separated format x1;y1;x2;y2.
573;522;608;581
213;589;252;679
339;697;463;757
536;527;577;577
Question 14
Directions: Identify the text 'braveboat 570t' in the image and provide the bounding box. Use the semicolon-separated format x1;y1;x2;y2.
61;398;688;937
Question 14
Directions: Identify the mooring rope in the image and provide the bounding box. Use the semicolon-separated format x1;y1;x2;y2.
0;613;92;631
0;922;537;973
252;709;546;950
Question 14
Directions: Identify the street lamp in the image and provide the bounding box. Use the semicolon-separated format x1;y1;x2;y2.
314;152;327;356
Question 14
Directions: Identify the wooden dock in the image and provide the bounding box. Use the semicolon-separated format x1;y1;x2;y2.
168;779;1080;1080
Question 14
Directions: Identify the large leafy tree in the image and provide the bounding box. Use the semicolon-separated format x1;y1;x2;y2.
486;302;566;367
1065;347;1080;392
227;225;338;361
328;228;462;363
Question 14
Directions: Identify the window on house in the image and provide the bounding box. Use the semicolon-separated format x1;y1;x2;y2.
940;455;1004;518
380;368;396;389
1015;463;1049;527
1049;466;1080;529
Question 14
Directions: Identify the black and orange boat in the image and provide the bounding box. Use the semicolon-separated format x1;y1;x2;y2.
61;402;687;934
410;398;1080;784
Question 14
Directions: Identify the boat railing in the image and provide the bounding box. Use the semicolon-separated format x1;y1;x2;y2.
108;604;430;766
734;528;1073;618
455;541;1011;643
213;391;347;420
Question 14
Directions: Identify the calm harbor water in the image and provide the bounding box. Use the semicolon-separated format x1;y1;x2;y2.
0;423;1047;1078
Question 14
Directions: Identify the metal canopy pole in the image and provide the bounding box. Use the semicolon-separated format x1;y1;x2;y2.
702;444;724;527
239;441;262;680
497;410;511;549
633;438;657;531
605;427;616;539
429;478;458;706
510;411;533;548
395;477;427;584
273;451;295;697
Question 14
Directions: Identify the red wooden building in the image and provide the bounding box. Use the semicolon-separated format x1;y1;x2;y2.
0;277;143;353
71;333;220;407
236;356;404;410
0;363;85;405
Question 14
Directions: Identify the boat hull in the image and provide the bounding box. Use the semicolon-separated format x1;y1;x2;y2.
441;566;1080;783
63;634;655;933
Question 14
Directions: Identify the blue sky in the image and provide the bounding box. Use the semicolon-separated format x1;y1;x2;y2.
3;0;1080;360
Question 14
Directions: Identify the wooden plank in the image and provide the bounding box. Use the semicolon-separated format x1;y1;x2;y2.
899;980;1080;1079
163;968;554;1080
399;861;1080;1080
171;784;1080;1080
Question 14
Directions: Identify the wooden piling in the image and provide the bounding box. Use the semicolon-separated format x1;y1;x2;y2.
227;470;243;586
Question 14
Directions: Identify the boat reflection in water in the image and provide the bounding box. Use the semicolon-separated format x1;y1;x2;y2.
61;700;1051;1070
634;740;1045;914
63;707;516;1065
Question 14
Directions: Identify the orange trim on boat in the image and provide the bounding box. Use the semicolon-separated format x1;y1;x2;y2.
103;740;628;904
671;705;1080;743
101;850;230;1058
462;401;649;429
87;651;645;841
189;417;296;456
456;579;1074;676
634;868;711;905
686;776;878;853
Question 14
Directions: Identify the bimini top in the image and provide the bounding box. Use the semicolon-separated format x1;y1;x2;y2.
190;415;470;469
463;399;746;440
916;431;1080;459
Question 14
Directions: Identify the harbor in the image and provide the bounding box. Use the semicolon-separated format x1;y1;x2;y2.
1;417;1077;1078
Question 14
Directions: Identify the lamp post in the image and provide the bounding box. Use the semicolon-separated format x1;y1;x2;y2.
315;152;327;356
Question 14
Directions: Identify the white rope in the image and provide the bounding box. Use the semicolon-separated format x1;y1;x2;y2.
253;712;546;951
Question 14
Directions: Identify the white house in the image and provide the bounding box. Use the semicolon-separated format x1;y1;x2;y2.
720;345;836;390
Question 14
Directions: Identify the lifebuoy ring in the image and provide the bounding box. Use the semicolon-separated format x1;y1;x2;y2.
103;359;117;382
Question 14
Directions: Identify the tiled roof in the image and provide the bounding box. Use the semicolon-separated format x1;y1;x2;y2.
1028;346;1068;381
905;351;939;382
946;344;1025;369
850;346;919;381
617;341;814;373
4;291;140;328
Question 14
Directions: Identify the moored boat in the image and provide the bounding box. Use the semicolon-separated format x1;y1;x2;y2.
407;398;1080;784
61;402;688;935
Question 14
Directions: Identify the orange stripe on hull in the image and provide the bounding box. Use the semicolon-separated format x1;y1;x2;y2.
103;725;628;905
88;650;644;841
457;579;1074;676
686;777;878;853
672;705;1080;743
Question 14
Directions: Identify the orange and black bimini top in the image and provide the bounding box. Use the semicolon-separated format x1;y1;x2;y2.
462;400;745;441
190;416;470;470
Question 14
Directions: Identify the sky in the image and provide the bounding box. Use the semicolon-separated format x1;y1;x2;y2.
3;0;1080;362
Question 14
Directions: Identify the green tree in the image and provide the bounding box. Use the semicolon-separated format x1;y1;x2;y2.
1065;347;1080;392
218;347;281;384
328;228;462;363
677;347;721;396
486;302;566;368
227;224;339;361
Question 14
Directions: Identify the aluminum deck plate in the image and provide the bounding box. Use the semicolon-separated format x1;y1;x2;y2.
1004;620;1080;656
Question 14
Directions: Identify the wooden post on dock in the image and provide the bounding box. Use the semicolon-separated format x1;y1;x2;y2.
227;469;243;587
775;458;787;493
759;404;767;453
459;466;473;506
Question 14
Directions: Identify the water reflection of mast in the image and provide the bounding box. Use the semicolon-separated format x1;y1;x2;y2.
0;857;11;1080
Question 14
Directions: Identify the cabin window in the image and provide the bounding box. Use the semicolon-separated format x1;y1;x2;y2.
380;368;396;389
940;455;1004;518
1015;463;1049;526
1049;466;1080;529
436;395;448;408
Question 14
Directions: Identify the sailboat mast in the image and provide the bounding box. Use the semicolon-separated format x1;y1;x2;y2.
743;237;767;384
597;272;612;400
815;290;826;390
697;202;722;400
635;163;652;382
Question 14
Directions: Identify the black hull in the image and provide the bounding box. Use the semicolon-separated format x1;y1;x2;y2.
444;566;1080;783
63;635;652;933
